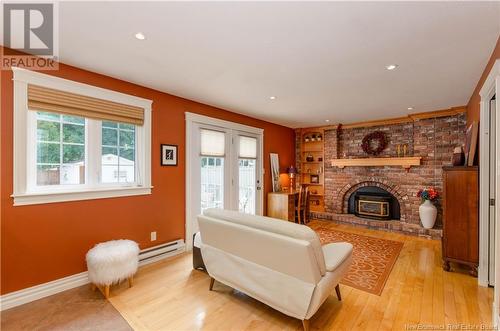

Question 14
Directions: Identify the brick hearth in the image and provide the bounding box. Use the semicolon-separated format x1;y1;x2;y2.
297;112;466;239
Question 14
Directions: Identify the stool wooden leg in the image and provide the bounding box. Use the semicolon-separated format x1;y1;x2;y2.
128;277;133;288
104;285;110;299
209;277;215;291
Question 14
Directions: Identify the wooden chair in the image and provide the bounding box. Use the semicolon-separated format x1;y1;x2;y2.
295;185;309;224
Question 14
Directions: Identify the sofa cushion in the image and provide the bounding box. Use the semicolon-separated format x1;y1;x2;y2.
202;208;326;275
322;242;353;272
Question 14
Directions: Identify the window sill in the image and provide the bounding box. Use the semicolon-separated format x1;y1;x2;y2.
11;186;153;206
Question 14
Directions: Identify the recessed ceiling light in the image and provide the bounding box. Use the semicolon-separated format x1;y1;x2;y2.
385;64;398;71
325;119;330;123
407;107;414;110
269;96;276;100
135;32;146;40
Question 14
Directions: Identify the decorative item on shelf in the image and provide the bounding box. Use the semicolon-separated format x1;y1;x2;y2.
403;144;408;157
304;136;310;143
318;157;323;162
361;131;388;156
452;146;465;166
396;144;401;157
317;134;322;141
306;168;311;173
161;144;178;166
417;188;439;229
306;154;314;162
286;165;297;192
464;121;478;166
311;189;318;195
310;174;319;184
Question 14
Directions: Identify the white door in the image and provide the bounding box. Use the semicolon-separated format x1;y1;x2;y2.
235;133;262;214
489;99;497;285
186;114;263;247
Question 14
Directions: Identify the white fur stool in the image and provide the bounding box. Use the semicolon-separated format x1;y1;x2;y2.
86;239;139;299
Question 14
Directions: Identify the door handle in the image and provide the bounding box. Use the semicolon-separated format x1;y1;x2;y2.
257;187;261;190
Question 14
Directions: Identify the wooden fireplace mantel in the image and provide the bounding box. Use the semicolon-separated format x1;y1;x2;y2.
330;156;422;170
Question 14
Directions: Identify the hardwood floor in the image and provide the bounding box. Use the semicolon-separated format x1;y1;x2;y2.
109;220;493;331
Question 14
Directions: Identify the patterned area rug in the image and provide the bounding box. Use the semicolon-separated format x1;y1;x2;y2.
315;227;404;296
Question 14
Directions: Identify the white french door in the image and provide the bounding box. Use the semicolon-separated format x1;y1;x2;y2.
185;113;263;248
235;134;260;214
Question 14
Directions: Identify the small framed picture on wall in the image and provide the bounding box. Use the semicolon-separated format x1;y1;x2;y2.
161;144;178;166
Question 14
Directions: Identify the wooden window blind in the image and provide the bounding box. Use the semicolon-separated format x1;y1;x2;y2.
27;84;144;125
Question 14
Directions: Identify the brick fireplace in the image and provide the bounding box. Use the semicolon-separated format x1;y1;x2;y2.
296;112;467;239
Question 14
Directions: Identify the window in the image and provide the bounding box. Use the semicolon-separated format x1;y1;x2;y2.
12;67;152;206
36;112;85;186
101;121;136;184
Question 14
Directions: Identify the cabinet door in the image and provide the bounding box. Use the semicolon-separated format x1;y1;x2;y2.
443;170;479;262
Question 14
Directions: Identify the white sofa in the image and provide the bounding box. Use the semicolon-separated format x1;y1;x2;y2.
197;209;353;331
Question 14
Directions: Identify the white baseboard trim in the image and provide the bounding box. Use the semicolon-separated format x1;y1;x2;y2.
0;240;186;311
0;271;90;311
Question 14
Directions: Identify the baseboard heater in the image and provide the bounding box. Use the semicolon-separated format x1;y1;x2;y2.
139;239;185;266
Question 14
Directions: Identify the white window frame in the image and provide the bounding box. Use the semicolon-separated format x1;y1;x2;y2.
11;67;153;206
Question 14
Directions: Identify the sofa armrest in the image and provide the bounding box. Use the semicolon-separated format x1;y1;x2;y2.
322;242;353;272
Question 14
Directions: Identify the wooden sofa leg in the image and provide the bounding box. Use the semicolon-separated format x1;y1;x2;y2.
335;284;342;301
209;277;215;291
302;319;310;331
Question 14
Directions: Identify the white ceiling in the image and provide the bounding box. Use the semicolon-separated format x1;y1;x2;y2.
54;2;499;127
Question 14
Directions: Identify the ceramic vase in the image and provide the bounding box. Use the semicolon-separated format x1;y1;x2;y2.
419;200;437;229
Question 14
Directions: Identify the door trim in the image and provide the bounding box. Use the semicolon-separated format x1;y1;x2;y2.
185;112;264;250
477;60;500;327
479;59;499;287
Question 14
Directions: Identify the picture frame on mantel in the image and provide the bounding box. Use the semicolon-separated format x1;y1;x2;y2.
161;144;178;166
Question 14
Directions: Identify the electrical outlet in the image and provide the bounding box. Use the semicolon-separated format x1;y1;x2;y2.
150;231;157;241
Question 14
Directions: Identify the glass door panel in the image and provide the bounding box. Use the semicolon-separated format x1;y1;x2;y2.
238;159;256;214
201;156;225;211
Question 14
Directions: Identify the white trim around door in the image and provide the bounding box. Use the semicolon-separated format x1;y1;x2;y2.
477;59;500;327
185;112;264;251
479;59;500;287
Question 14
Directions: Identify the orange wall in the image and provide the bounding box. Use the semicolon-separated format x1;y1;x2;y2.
0;57;295;294
467;36;500;125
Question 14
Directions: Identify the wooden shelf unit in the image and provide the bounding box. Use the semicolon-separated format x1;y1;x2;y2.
298;128;326;212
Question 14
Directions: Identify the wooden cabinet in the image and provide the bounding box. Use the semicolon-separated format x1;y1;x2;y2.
267;192;298;221
442;166;479;276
